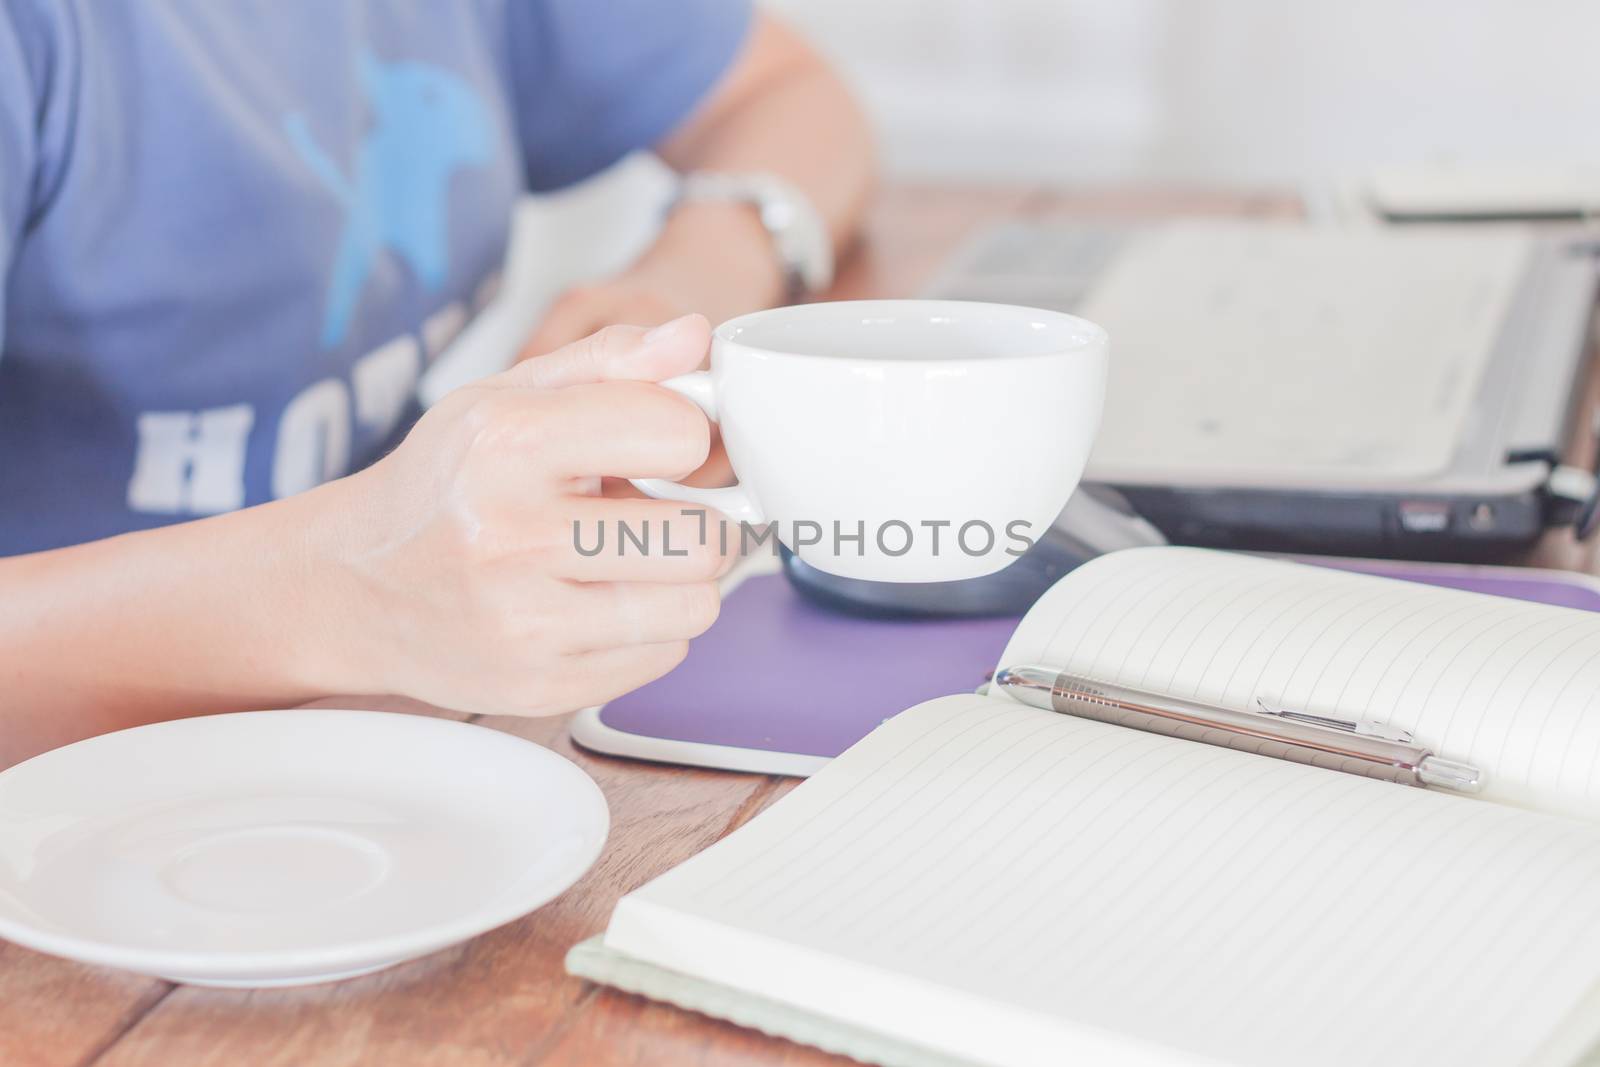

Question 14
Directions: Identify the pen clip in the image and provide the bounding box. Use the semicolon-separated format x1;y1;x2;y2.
1253;696;1414;744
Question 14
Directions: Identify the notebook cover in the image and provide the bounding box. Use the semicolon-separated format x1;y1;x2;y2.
565;936;980;1067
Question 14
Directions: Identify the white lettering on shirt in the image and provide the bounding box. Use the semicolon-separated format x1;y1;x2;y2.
421;302;468;362
125;301;482;512
272;378;352;498
352;334;421;439
126;404;255;514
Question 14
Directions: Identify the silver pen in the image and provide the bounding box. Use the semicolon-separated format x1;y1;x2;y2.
993;665;1484;794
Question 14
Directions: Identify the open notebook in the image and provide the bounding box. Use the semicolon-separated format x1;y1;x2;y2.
573;547;1600;1067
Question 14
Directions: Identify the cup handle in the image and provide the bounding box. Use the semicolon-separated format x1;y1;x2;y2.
629;372;766;525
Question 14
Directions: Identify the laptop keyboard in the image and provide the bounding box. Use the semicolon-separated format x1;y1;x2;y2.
926;223;1128;312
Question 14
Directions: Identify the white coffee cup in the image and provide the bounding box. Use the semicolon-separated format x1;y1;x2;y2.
631;300;1108;583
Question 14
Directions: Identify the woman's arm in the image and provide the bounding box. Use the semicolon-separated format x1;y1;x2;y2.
521;11;875;354
0;479;355;764
1;318;729;768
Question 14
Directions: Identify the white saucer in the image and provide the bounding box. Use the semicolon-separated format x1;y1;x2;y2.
0;710;608;987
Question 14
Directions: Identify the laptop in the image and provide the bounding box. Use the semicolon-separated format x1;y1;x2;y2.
923;220;1600;559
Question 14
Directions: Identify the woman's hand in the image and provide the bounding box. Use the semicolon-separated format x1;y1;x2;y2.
0;316;730;765
521;237;748;495
322;314;731;716
520;201;786;361
521;274;700;360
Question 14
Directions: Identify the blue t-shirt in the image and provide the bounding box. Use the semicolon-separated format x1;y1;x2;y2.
0;0;750;554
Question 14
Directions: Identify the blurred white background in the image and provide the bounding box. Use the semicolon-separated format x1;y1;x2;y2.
770;0;1600;184
433;0;1600;392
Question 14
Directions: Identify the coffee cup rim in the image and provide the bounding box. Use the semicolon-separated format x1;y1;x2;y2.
713;299;1107;365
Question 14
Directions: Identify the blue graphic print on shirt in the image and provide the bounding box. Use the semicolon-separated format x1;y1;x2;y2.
286;53;493;348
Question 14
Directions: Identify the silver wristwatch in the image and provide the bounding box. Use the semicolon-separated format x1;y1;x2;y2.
671;172;835;301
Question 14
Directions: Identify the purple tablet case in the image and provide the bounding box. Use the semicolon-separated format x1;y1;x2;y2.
580;559;1600;769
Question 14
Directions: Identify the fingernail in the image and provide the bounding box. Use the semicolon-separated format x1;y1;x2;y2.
643;314;701;345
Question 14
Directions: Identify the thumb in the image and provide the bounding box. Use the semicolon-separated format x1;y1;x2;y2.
505;314;710;391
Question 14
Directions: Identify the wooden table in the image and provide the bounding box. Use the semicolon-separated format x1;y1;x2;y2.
7;184;1600;1067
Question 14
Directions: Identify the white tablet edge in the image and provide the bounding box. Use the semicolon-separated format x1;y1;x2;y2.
569;706;828;777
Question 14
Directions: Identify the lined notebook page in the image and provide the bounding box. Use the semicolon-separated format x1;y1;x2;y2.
607;695;1600;1067
996;546;1600;819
